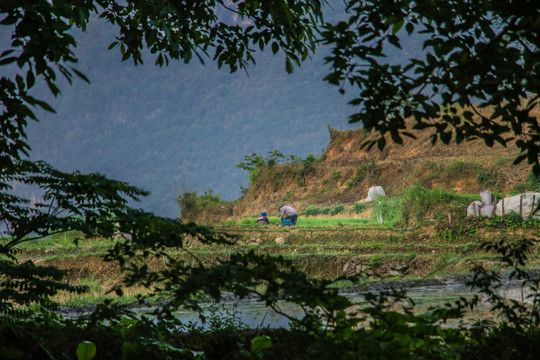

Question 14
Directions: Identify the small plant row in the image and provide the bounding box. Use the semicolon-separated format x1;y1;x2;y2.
303;202;372;216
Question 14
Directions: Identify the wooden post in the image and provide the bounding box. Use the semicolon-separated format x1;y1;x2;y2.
502;194;505;217
531;195;536;218
492;194;497;217
520;194;523;217
448;213;452;225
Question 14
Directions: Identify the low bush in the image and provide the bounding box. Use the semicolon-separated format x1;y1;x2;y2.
368;255;382;268
446;159;467;177
527;171;540;191
330;203;345;215
372;197;402;228
302;205;333;216
514;182;527;193
346;157;377;189
353;202;369;213
320;206;332;215
477;170;497;186
177;189;227;222
296;154;320;188
446;159;480;177
303;205;322;216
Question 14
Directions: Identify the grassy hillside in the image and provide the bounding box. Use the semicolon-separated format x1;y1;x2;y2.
221;115;539;221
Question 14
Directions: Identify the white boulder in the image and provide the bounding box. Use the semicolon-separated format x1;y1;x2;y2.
480;190;493;205
495;193;540;220
363;186;386;202
467;191;496;218
466;200;483;217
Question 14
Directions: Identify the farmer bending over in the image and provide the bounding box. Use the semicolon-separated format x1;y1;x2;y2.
257;212;269;224
279;205;298;226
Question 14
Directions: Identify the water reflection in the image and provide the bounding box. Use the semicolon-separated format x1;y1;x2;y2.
175;281;536;329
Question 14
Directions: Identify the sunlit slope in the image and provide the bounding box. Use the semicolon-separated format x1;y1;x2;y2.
230;113;538;219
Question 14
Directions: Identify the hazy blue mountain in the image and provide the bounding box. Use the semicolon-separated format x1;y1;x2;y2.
22;17;357;217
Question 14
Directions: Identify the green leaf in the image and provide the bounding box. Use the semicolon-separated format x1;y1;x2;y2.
251;335;272;352
71;68;90;83
26;70;35;88
392;19;404;34
388;35;401;49
462;111;474;122
377;136;386;151
0;56;17;65
34;100;56;113
405;22;414;35
390;131;403;145
0;49;15;58
440;131;452;144
271;41;279;54
76;341;96;360
285;57;293;73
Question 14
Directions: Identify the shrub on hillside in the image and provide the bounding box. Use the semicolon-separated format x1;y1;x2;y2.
331;203;345;215
303;205;335;216
320;206;332;215
304;205;322;216
354;202;369;213
446;159;480;177
527;171;540;191
177;189;227;222
346;157;377;189
302;205;333;216
477;170;497;186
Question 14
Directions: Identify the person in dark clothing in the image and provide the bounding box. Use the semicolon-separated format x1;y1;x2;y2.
256;212;269;224
278;205;298;225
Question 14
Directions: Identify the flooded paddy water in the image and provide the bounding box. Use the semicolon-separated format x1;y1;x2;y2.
172;280;535;329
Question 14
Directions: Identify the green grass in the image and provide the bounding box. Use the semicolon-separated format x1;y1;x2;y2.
224;217;377;227
375;184;479;228
60;281;162;307
15;232;113;251
60;276;112;306
6;190;538;307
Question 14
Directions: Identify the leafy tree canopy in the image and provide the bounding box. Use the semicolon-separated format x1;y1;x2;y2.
321;0;540;174
1;1;540;358
0;0;323;313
